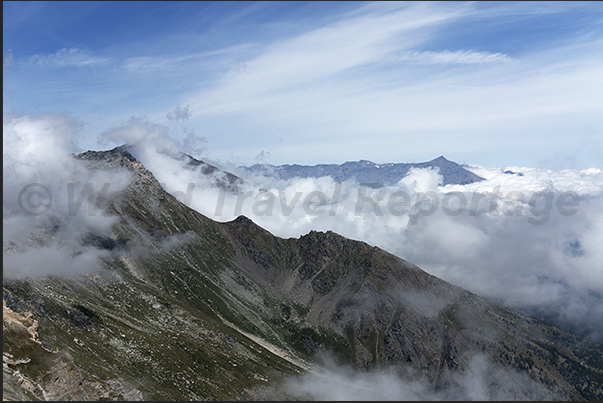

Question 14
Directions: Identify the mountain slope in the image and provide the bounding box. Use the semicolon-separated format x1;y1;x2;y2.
3;146;602;400
241;155;484;186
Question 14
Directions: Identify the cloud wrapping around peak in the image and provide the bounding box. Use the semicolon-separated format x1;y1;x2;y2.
100;117;176;154
3;114;133;278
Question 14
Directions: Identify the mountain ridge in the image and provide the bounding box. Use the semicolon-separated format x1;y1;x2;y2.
240;155;484;186
3;145;602;400
79;143;246;191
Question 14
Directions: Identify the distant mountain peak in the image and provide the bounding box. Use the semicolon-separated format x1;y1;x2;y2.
430;155;449;163
241;156;484;186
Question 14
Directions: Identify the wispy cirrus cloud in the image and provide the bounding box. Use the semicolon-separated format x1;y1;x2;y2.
28;48;110;68
122;44;257;73
123;55;195;73
181;2;461;118
382;49;513;65
169;1;601;168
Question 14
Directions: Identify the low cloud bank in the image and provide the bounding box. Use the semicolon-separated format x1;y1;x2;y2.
275;354;559;400
3;114;133;278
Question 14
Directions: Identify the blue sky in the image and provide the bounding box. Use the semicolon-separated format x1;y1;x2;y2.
3;1;603;168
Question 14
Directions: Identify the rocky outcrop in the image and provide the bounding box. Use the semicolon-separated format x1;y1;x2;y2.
3;301;141;401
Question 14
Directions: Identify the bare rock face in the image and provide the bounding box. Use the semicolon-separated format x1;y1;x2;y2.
4;146;603;400
3;300;42;347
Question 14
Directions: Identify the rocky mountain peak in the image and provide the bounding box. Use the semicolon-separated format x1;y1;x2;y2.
430;155;449;163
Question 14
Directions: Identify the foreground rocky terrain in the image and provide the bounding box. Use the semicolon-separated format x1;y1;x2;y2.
3;146;603;400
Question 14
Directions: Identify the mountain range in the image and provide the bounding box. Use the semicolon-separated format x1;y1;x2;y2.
240;156;484;186
3;146;602;400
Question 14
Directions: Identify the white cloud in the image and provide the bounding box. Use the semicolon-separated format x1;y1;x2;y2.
2;114;133;278
3;245;113;278
163;3;603;168
5;2;601;168
28;48;110;68
123;55;192;73
122;44;257;73
399;166;603;340
166;104;192;123
279;354;557;400
179;2;461;119
383;49;513;65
